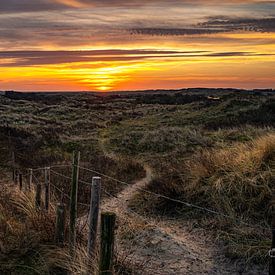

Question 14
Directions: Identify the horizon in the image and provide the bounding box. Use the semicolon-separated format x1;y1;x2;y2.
0;1;275;91
2;87;275;94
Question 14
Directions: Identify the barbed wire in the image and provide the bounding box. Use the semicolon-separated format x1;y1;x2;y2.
78;165;270;232
8;162;271;232
50;169;91;186
32;173;42;188
37;165;272;231
32;164;71;172
50;169;71;181
102;189;153;226
31;167;90;209
46;180;90;208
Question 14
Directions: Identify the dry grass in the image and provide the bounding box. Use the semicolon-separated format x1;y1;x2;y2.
130;134;275;263
184;133;275;220
0;183;94;274
0;180;144;274
140;133;275;220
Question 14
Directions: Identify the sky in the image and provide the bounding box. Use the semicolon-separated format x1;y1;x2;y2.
0;0;275;91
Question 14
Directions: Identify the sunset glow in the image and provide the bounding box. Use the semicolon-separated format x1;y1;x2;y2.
0;1;275;91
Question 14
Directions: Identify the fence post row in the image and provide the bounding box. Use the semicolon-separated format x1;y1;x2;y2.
100;212;116;275
45;167;50;211
55;203;66;246
69;151;80;255
87;176;102;258
10;151;118;274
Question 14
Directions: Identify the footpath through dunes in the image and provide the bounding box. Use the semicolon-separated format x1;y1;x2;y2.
86;159;263;274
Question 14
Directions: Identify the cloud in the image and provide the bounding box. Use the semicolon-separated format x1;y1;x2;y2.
1;0;275;13
0;0;66;13
130;28;229;36
202;17;275;32
130;17;275;37
0;0;274;52
0;49;272;67
0;49;204;66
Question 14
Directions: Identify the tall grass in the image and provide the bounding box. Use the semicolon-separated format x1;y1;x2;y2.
184;134;275;221
0;178;144;274
130;134;275;263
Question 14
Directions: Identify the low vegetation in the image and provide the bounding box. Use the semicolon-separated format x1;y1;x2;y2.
0;88;274;273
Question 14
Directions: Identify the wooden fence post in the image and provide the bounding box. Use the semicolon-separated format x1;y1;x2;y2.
45;167;50;211
12;151;15;182
35;182;42;209
270;206;275;275
28;168;33;190
99;212;116;275
14;170;18;185
55;203;66;246
87;176;101;257
19;173;23;190
69;151;80;255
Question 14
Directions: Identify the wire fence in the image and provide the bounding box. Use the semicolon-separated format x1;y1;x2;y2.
9;161;269;232
4;152;274;274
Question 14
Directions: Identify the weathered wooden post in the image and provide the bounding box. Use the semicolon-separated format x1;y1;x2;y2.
12;151;15;182
69;151;80;255
14;170;18;185
28;168;33;190
270;206;275;275
35;181;42;209
99;212;116;275
87;176;101;257
55;203;66;246
45;167;50;211
19;173;23;190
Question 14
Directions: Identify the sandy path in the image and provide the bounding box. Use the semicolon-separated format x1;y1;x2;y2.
82;137;264;274
98;164;263;275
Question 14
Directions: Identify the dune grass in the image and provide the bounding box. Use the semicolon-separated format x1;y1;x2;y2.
129;134;275;263
0;181;144;274
0;90;274;270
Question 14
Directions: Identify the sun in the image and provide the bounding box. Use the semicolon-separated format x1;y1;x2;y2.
97;86;111;91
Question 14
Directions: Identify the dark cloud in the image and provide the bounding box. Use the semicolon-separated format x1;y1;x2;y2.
130;28;229;36
0;49;272;67
130;17;275;37
0;49;205;66
202;17;275;32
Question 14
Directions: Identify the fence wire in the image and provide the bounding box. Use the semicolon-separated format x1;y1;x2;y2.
8;162;271;232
